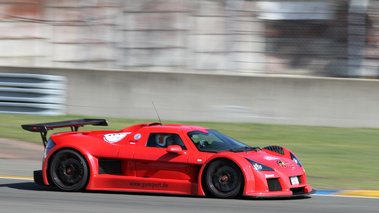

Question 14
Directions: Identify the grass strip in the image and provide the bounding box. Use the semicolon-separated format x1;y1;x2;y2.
1;113;378;190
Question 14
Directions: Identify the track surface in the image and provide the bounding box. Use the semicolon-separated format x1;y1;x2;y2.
1;139;378;213
0;178;378;213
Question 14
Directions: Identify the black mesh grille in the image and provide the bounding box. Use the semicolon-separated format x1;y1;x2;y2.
263;146;285;155
290;187;305;195
267;178;282;191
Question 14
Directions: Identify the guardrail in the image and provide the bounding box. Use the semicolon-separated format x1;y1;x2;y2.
0;73;66;115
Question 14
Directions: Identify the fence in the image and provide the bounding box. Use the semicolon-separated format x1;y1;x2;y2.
0;0;378;78
0;73;66;115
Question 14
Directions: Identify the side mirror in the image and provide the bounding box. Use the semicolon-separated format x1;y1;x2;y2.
167;145;185;155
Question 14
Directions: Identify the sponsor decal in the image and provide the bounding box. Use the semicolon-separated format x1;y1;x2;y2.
264;156;280;161
291;163;296;173
277;160;297;173
277;160;289;168
134;133;142;140
103;132;130;143
265;174;275;178
129;182;168;189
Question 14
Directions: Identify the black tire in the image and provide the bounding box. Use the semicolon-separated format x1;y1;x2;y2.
204;159;243;198
49;149;89;192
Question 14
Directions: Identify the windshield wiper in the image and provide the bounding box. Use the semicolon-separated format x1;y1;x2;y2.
229;146;259;153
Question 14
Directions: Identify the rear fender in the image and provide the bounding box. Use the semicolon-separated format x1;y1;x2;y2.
50;133;122;159
42;134;120;187
42;147;95;187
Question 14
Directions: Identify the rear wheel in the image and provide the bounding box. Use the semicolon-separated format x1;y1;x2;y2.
204;159;243;198
49;149;89;191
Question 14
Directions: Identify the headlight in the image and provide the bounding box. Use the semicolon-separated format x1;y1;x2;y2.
246;158;275;171
290;152;303;167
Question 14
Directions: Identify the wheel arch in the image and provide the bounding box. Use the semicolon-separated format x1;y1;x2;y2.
42;133;120;188
43;146;95;189
198;154;255;197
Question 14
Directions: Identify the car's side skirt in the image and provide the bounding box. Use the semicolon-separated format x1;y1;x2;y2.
86;174;199;195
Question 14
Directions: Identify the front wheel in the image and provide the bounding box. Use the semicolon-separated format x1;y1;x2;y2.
204;159;243;198
49;149;89;191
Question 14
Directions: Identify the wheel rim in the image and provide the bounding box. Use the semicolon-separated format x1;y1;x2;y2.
50;150;88;191
212;165;238;193
56;157;84;185
205;160;242;198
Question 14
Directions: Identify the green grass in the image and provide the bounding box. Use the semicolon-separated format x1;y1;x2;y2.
2;113;379;190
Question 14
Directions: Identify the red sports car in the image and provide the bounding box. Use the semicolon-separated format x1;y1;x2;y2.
22;119;314;198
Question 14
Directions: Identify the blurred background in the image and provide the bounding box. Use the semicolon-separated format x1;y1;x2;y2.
1;0;379;191
0;0;378;78
1;0;379;127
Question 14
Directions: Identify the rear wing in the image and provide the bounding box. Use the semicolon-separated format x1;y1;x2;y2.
22;119;108;147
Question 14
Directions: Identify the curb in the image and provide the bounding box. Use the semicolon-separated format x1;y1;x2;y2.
0;175;33;180
315;190;379;198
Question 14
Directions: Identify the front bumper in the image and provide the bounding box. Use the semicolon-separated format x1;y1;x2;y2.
244;184;316;198
245;189;317;199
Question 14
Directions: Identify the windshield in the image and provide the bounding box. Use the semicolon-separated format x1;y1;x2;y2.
187;129;258;153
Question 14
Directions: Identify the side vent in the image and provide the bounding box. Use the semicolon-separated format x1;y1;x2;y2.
98;159;122;175
263;145;285;155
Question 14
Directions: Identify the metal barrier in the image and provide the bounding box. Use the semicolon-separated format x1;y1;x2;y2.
0;73;66;115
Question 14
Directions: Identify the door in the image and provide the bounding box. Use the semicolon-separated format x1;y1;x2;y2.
134;132;191;180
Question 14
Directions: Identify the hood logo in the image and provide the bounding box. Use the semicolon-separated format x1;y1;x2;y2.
277;160;289;168
277;160;296;172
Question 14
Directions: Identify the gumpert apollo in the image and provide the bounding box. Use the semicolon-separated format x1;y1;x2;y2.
22;119;315;198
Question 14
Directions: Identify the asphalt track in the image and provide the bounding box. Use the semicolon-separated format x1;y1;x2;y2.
1;177;379;213
1;139;379;213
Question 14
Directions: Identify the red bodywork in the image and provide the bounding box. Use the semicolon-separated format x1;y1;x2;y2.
32;122;313;198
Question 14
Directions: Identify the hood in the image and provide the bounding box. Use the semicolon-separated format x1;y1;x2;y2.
236;150;303;175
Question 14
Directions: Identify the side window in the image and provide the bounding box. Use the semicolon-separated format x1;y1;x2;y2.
146;133;187;150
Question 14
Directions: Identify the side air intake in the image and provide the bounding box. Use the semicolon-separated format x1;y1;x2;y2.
263;145;285;155
98;159;122;175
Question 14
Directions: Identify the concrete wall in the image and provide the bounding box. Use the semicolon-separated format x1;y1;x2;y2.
1;66;379;128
